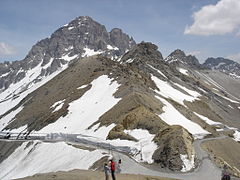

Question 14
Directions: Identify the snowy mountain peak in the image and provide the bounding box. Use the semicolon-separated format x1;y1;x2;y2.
0;16;136;92
203;57;240;78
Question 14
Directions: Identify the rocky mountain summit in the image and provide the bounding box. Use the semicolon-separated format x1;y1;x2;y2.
165;49;201;69
0;16;135;91
203;57;240;78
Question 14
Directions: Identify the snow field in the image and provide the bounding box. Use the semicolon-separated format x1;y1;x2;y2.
0;141;106;180
156;96;210;138
0;106;23;131
0;57;71;117
38;75;120;134
180;154;195;172
152;75;200;105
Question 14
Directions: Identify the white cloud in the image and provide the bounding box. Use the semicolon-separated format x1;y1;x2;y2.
0;42;16;55
186;51;201;56
227;53;240;63
184;0;240;36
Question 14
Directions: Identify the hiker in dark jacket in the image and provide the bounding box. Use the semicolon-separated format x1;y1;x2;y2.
221;165;231;180
110;159;116;180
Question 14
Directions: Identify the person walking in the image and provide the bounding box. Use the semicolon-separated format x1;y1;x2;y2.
110;159;116;180
103;163;110;180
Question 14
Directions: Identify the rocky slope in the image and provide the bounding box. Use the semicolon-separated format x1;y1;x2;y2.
165;49;202;69
203;57;240;78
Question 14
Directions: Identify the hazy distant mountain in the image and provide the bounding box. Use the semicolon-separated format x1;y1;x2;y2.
203;57;240;78
165;49;202;69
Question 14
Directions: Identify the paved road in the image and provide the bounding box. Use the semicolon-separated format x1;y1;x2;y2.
113;135;239;180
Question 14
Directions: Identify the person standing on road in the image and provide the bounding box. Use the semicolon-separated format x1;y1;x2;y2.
103;163;110;180
110;159;116;180
221;165;231;180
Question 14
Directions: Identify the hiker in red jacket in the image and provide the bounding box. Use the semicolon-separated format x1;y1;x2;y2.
110;159;116;180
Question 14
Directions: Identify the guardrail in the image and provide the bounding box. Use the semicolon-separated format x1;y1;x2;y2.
0;131;139;156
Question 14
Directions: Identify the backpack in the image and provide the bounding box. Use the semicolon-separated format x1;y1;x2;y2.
221;174;231;180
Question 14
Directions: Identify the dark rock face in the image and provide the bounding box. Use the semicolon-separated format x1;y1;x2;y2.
0;16;136;91
165;49;201;68
110;28;136;55
121;42;164;66
203;57;240;78
153;125;194;171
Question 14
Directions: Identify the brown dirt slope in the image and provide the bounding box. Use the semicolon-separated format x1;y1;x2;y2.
202;138;240;177
15;169;179;180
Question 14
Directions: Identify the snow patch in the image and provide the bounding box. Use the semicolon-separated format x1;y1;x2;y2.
38;75;120;134
180;154;195;172
107;45;119;50
61;53;78;61
178;68;188;75
77;84;89;89
152;75;198;105
123;129;158;163
173;83;200;98
156;96;210;138
126;58;134;63
51;100;65;113
233;131;240;142
0;72;10;78
0;106;23;131
193;112;221;125
82;47;103;57
147;64;167;78
68;26;74;30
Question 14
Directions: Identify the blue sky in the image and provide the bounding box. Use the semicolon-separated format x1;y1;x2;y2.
0;0;240;63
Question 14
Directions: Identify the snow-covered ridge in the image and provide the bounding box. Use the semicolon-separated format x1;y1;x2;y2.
0;58;71;118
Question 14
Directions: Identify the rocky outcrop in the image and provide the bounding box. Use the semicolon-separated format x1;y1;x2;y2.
121;42;164;65
107;124;137;141
152;125;195;171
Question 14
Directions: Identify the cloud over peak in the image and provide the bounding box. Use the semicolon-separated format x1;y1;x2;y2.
184;0;240;36
0;42;16;55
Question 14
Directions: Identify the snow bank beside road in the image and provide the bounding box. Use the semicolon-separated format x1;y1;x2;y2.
0;141;105;180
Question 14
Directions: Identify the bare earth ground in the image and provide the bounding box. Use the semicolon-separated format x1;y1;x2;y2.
201;137;240;177
15;169;179;180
